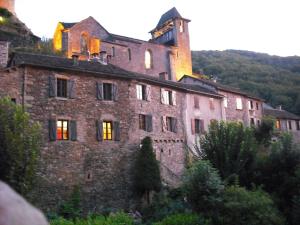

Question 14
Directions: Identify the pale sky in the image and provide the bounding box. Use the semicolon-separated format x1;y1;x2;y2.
16;0;300;56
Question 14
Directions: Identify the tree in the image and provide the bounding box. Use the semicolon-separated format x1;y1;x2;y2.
133;137;161;204
0;97;41;195
183;160;223;214
254;116;275;145
200;121;257;186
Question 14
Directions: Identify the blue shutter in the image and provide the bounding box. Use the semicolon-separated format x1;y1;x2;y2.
49;119;56;141
96;82;103;100
114;121;120;141
49;76;56;97
146;115;153;132
96;120;103;141
70;120;77;141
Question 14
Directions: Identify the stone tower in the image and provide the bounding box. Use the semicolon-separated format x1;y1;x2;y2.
0;0;15;15
150;7;192;80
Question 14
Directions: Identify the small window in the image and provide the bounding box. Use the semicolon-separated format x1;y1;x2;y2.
165;116;177;133
288;121;292;130
276;120;281;130
103;83;113;100
296;121;300;130
57;120;69;140
195;119;201;134
139;114;146;130
145;50;153;69
103;121;112;140
166;117;172;132
256;102;259;110
236;98;243;110
223;97;228;108
136;84;147;100
159;72;167;80
128;48;131;61
57;78;68;98
179;20;184;32
162;90;174;105
194;96;199;109
80;33;88;53
112;47;115;57
250;118;255;126
249;100;254;110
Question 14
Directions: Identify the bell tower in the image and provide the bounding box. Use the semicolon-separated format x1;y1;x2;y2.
150;7;192;80
0;0;16;15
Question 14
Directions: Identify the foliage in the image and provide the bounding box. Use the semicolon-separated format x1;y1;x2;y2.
133;137;161;202
50;212;133;225
192;50;300;115
0;7;12;18
254;116;275;145
291;195;300;225
218;186;284;225
153;213;211;225
0;97;41;195
201;121;257;186
183;160;223;214
59;186;82;219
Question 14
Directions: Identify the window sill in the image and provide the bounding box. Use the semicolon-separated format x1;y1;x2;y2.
55;97;68;101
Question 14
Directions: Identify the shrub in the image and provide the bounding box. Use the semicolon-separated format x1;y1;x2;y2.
254;116;275;145
154;213;211;225
183;160;223;214
59;186;82;219
105;212;134;225
219;186;284;225
50;217;74;225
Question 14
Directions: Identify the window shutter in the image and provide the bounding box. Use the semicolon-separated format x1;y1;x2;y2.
200;120;205;133
49;76;56;97
114;121;121;141
146;85;151;101
172;91;177;105
96;120;103;141
161;88;165;104
171;118;178;133
136;84;141;99
70;120;77;141
146;115;153;132
191;119;195;134
68;80;76;99
96;82;103;100
112;84;118;101
49;119;56;141
162;116;167;132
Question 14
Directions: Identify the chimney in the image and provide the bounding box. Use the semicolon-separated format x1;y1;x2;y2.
0;41;9;68
71;54;79;66
99;51;107;65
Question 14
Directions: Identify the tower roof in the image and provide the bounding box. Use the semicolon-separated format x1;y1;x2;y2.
60;22;77;29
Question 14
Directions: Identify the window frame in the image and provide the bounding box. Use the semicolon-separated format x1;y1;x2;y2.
145;49;153;69
139;114;146;130
296;121;300;131
136;84;147;101
103;121;113;141
236;98;243;110
57;78;68;98
195;119;201;134
57;119;69;141
276;119;281;130
194;96;200;109
103;83;113;101
288;120;292;130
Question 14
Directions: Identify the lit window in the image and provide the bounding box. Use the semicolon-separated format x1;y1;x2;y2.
223;97;228;108
57;120;69;140
103;83;113;100
128;48;131;61
276;120;281;129
136;84;146;100
236;98;243;110
103;121;112;140
80;33;88;53
145;50;152;69
57;78;67;98
139;114;146;130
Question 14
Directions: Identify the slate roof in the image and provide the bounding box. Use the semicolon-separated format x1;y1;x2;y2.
9;52;222;98
264;108;300;120
61;22;77;29
155;7;182;29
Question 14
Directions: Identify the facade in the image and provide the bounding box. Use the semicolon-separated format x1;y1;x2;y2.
53;8;192;81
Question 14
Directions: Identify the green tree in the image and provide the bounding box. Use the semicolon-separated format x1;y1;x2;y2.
133;136;161;204
183;160;223;214
201;121;257;186
254;116;275;145
0;97;41;195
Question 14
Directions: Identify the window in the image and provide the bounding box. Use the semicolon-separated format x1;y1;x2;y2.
236;98;243;110
57;78;67;98
195;119;201;134
194;96;199;109
179;20;184;32
57;120;69;140
250;118;255;126
11;98;16;103
257;119;261;126
112;46;115;57
103;83;113;100
223;97;228;108
163;116;177;133
136;84;147;100
288;120;292;130
145;50;152;69
276;120;281;129
139;114;146;130
296;121;300;130
249;100;254;110
159;72;167;80
161;89;176;105
80;33;88;53
128;48;131;61
103;121;112;140
256;102;259;110
209;98;215;110
166;117;172;131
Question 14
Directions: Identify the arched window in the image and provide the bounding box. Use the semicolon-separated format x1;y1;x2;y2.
128;48;131;61
80;33;88;53
145;49;152;69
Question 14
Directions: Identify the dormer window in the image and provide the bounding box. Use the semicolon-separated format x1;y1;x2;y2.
145;50;153;69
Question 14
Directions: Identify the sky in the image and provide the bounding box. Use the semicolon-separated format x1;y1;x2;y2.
16;0;300;57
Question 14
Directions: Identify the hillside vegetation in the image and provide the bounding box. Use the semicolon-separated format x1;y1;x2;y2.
192;50;300;115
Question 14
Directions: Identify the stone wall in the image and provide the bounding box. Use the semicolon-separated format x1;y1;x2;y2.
0;41;9;68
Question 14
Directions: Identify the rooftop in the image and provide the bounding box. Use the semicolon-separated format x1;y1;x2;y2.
264;108;300;120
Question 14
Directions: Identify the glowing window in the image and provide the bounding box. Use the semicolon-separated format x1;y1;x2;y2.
80;33;88;53
276;120;281;129
236;98;243;110
57;120;69;140
103;121;112;140
145;50;152;69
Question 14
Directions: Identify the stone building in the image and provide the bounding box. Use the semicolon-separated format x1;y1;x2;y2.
53;7;192;81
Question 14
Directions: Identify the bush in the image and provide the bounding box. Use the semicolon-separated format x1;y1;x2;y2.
183;160;223;214
154;213;211;225
59;186;82;219
254;116;275;145
219;186;284;225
